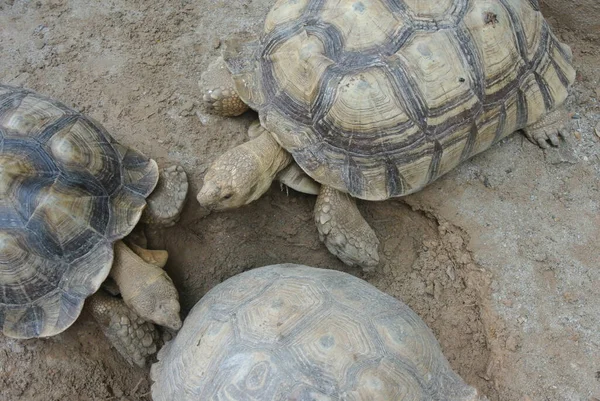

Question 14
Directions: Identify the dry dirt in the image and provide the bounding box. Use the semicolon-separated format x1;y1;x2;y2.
0;1;598;400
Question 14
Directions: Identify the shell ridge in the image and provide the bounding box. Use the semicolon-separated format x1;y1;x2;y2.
0;89;28;119
454;25;486;102
304;0;327;17
385;61;428;131
533;70;554;112
36;114;80;145
496;0;530;62
426;140;443;184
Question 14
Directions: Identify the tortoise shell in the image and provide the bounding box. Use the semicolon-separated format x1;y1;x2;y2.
224;0;575;200
0;84;158;338
151;264;484;400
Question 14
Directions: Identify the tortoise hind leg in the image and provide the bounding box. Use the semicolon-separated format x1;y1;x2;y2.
314;186;380;271
523;107;569;149
201;56;249;117
87;291;159;368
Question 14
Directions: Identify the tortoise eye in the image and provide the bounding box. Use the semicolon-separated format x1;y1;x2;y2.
222;193;233;200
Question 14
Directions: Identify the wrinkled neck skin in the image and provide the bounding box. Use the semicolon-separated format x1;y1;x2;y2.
197;131;292;210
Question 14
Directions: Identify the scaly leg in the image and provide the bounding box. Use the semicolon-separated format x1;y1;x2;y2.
523;108;569;149
87;290;159;368
247;121;320;195
314;186;380;271
200;56;249;117
141;165;188;227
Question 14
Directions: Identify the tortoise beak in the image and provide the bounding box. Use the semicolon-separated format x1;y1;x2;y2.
196;182;220;209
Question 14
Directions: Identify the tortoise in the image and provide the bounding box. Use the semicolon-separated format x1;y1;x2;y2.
0;84;189;367
150;263;488;400
196;0;576;270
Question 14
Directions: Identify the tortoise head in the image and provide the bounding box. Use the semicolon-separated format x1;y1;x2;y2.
196;153;263;210
197;131;292;210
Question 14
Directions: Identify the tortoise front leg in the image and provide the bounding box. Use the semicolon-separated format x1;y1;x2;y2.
88;291;159;368
523;107;569;149
201;56;249;117
140;165;188;227
314;186;380;271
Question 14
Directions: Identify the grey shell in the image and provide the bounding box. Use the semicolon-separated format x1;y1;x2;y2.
0;84;159;338
151;264;483;400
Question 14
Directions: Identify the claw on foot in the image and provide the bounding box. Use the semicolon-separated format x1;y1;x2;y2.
524;108;569;149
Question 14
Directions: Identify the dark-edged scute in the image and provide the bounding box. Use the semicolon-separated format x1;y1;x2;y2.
0;84;159;338
151;264;480;400
225;0;575;200
319;0;404;52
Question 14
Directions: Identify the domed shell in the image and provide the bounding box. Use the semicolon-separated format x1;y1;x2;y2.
224;0;575;200
151;264;484;400
0;84;159;338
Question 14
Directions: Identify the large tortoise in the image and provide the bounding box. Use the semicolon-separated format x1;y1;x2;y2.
151;264;487;400
197;0;576;270
0;84;188;366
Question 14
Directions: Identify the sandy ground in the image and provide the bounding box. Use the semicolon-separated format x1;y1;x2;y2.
0;0;598;400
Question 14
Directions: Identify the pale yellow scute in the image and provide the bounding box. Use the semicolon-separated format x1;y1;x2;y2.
0;232;36;290
471;108;502;155
269;31;334;107
261;107;315;151
33;186;97;246
0;94;67;138
551;45;576;86
286;309;382;385
396;142;434;192
394;30;478;123
351;358;424;399
325;68;410;134
504;0;544;61
46;119;117;178
402;0;457;20
437;126;471;177
520;73;546;126
264;0;310;33
320;0;404;51
501;92;521;137
0;156;39;200
539;61;568;107
464;0;525;97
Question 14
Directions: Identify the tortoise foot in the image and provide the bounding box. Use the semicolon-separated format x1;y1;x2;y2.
88;291;159;368
314;186;380;271
524;108;569;149
203;86;248;117
200;57;249;117
141;165;188;227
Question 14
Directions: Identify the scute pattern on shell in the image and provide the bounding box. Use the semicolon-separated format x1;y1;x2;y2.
0;84;159;338
224;0;575;200
151;264;481;400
